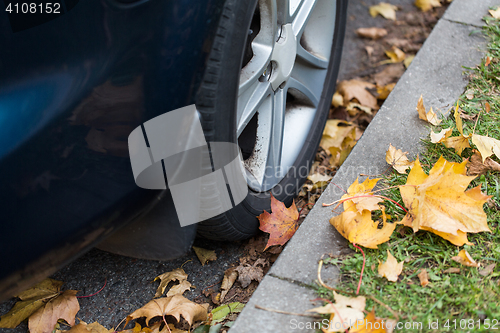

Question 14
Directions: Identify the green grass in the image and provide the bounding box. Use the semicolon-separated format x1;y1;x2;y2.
315;18;500;333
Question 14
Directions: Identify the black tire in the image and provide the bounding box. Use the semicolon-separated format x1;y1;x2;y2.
196;0;348;241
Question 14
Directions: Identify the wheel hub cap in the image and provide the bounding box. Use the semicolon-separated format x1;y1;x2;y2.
270;24;297;90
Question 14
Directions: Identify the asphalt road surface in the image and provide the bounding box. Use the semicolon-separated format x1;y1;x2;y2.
0;0;420;331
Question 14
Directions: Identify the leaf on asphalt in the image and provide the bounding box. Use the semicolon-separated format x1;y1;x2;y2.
418;269;429;287
167;280;192;298
320;120;355;152
211;302;244;324
330;178;396;249
126;295;208;327
369;2;398;20
349;309;387;333
355;27;388;40
378;250;404;282
415;0;441;12
337;80;378;110
451;249;480;268
442;104;470;155
467;150;500;176
374;64;405;86
385;143;415;174
383;46;406;64
399;156;491;245
479;263;496;276
154;268;189;298
416;95;441;125
489;7;500;19
430;128;453;143
376;83;395;100
346;102;373;116
404;54;415;68
307;292;366;332
65;321;111;333
258;194;299;250
0;279;63;328
220;267;238;302
471;134;500;163
29;290;80;333
331;91;344;107
234;258;268;288
192;247;217;266
307;173;332;184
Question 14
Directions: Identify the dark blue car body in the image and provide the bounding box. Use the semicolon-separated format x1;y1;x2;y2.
0;0;226;301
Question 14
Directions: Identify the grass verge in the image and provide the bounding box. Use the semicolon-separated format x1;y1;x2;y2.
316;17;500;333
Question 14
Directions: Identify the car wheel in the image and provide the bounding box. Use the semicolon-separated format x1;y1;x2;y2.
196;0;347;240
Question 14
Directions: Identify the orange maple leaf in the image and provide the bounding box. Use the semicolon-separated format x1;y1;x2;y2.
258;194;299;250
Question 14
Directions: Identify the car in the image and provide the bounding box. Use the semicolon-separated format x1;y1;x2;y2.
0;0;347;301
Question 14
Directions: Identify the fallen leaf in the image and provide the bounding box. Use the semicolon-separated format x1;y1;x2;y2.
349;309;387;333
211;302;244;324
234;258;268;288
442;103;470;155
365;46;375;57
346;102;373;115
356;27;388;40
369;2;398;20
404;54;415;68
479;263;496;276
418;269;429;287
485;101;491;113
416;95;441;125
489;7;500;19
459;110;477;121
385;144;414;173
376;83;395;100
467;150;500;176
308;173;332;184
451;249;480;268
126;295;208;327
192;247;217;266
330;178;396;249
320;120;355;151
167;280;192;298
308;293;366;332
378;250;404;282
331;91;344;108
29;290;80;333
258;194;299;250
399;156;491;245
471;134;500;162
332;292;366;311
0;279;63;329
384;46;406;63
154;268;189;298
337;80;378;110
374;64;405;86
485;56;491;67
443;267;460;274
430;128;453;143
65;321;111;333
220;267;238;302
415;0;441;12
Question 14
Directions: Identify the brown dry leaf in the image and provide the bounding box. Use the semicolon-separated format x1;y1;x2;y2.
416;95;441;125
126;295;208;327
404;54;415;68
320;120;355;151
220;267;238;302
65;321;111;333
29;290;80;333
349;309;387;333
378;250;404;282
417;269;429;287
308;173;332;184
471;134;500;163
489;7;500;19
331;91;344;108
337;80;378;110
329;127;357;167
467;150;500;176
459;110;477;121
385;144;414;174
384;46;406;64
369;2;398;20
308;293;366;332
451;249;480;267
258;194;299;250
154;268;189;298
235;258;268;288
442;104;470;155
443;267;460;274
330;178;396;249
415;0;441;12
430;128;453;143
356;27;388;40
346;102;373;116
479;263;496;276
485;56;491;67
167;280;192;298
0;279;63;329
374;64;405;86
376;83;395;100
192;247;217;266
365;46;375;57
485;101;491;113
399;157;491;245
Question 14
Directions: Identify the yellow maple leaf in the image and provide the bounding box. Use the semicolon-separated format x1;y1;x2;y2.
442;103;470;154
430;128;453;143
451;249;480;267
385;144;414;174
320;120;355;151
489;7;500;19
378;250;404;282
398;156;491;245
384;46;406;63
416;95;441;125
471;134;500;162
369;2;398;20
415;0;441;12
330;178;396;249
349;309;388;333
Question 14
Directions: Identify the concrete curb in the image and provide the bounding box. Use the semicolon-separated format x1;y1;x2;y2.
230;0;495;331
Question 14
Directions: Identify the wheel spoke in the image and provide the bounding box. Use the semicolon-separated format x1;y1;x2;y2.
296;44;329;69
237;81;272;136
291;0;317;39
276;0;291;26
287;77;319;107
